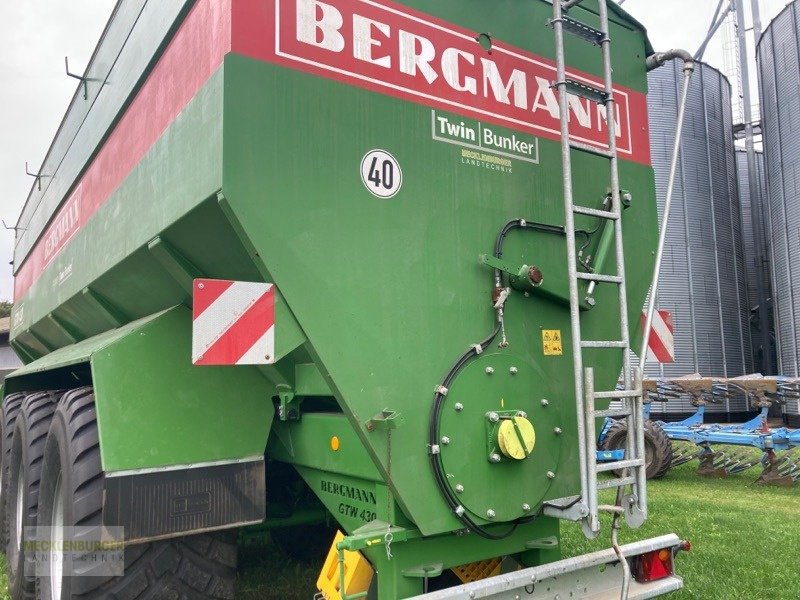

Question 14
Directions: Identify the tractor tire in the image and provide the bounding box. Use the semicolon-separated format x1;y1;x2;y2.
5;391;61;600
36;386;239;600
271;522;338;562
0;392;26;549
601;419;673;480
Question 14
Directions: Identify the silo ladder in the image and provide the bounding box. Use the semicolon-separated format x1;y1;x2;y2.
547;0;647;538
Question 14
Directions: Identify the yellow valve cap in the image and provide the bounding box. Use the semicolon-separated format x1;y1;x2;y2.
497;416;536;460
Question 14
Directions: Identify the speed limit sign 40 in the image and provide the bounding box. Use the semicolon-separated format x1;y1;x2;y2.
361;149;403;198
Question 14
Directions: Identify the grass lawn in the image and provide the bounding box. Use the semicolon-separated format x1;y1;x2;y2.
0;462;796;599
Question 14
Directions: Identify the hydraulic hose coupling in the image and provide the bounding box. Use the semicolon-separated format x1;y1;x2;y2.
645;49;695;74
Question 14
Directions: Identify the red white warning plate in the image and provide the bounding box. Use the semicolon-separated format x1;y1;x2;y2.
192;279;275;365
640;310;674;364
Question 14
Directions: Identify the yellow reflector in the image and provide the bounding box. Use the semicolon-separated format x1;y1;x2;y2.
451;558;503;583
330;436;341;452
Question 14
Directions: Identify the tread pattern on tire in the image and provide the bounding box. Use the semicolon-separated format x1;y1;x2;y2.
647;420;673;479
6;390;62;600
0;392;26;548
38;386;238;600
601;418;673;480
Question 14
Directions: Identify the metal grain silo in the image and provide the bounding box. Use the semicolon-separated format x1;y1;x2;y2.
757;0;800;425
736;150;776;375
645;61;751;421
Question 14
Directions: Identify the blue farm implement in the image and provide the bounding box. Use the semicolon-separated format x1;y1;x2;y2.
599;375;800;486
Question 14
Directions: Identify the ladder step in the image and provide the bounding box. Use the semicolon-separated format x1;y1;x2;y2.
596;458;645;473
563;78;608;104
594;407;632;419
573;205;619;220
581;340;628;349
593;389;641;400
576;272;622;284
562;0;587;10
569;141;614;159
550;16;605;45
597;476;636;490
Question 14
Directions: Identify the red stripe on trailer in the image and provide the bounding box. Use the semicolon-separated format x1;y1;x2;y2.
193;279;235;318
14;0;233;301
231;0;652;166
640;310;674;363
192;279;276;365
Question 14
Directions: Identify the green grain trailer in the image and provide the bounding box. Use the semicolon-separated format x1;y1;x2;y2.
3;0;690;598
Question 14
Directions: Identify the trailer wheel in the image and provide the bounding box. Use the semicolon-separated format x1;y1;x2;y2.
0;392;26;549
601;419;672;480
36;387;239;600
5;391;61;600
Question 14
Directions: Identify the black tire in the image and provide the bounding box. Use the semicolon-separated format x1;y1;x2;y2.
647;420;673;479
37;386;239;600
0;392;26;549
601;419;673;480
271;522;337;561
5;391;61;600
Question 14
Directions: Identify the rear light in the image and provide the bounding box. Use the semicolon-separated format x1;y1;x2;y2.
632;548;674;583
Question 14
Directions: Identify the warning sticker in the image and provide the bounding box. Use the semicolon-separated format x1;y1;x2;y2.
542;330;563;356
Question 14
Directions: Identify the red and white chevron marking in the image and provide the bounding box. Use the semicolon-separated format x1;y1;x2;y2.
640;310;674;363
192;279;275;365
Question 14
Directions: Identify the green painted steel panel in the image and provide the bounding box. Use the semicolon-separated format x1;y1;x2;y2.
91;306;274;471
15;0;195;266
8;0;661;569
222;7;657;535
11;68;225;346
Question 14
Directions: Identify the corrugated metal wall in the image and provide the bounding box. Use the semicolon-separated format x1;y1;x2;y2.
735;150;775;375
645;61;751;420
758;0;800;424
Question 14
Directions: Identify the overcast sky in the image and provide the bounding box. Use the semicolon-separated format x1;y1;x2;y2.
0;0;791;301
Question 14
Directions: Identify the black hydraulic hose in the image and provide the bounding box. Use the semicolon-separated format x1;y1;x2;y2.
428;217;566;540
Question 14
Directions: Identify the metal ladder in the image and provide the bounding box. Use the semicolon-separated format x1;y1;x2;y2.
550;0;647;537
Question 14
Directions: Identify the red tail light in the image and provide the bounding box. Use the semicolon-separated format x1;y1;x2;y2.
632;548;674;583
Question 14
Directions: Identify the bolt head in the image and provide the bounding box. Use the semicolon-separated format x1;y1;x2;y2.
454;403;464;412
485;366;494;375
198;282;205;289
554;427;562;435
522;503;531;512
541;399;549;407
455;484;464;493
486;509;496;519
518;411;527;418
547;471;556;479
441;436;450;445
586;296;597;307
509;366;518;375
490;453;502;463
488;412;500;423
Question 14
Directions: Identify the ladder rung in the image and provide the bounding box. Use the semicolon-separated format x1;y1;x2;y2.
562;0;587;10
569;141;614;158
581;340;628;349
597;476;636;490
593;389;641;400
573;205;619;220
596;458;645;473
562;78;608;104
576;272;622;284
594;407;632;418
551;16;604;45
